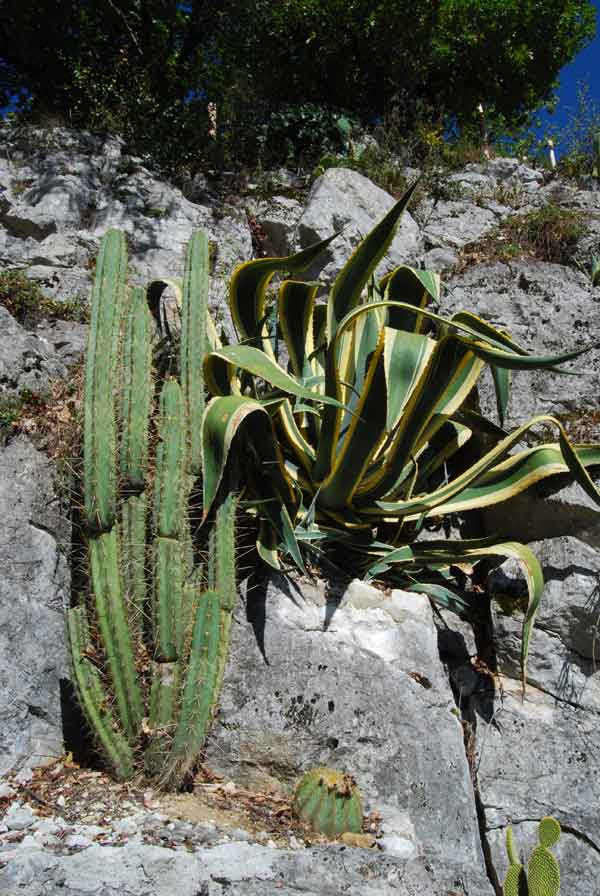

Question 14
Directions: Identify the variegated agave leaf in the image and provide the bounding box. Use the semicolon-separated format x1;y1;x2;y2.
201;181;600;687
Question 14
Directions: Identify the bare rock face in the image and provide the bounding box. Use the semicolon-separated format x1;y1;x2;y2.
292;167;422;283
0;437;69;774
0;305;87;397
205;574;494;894
442;260;600;428
0;124;253;343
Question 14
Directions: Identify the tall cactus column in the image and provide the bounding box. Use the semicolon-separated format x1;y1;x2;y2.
119;286;153;645
68;227;239;788
69;230;143;778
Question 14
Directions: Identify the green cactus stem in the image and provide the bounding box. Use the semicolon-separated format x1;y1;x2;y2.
88;529;144;738
119;286;153;639
84;229;127;533
293;767;364;837
66;606;134;780
147;379;187;754
70;228;238;788
180;230;210;477
164;588;221;783
503;818;561;896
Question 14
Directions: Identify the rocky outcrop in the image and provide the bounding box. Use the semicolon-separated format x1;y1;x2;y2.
442;259;600;427
0;835;480;896
0;575;494;895
2;126;600;894
0;437;70;774
205;575;493;892
292;167;422;282
0;306;86;397
0;125;252;342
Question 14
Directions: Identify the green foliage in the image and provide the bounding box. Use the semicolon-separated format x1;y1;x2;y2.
200;182;600;687
293;767;363;837
1;1;595;172
225;0;595;131
257;104;358;167
68;229;238;787
555;84;600;179
501;206;586;266
0;269;86;326
465;206;587;268
503;817;561;896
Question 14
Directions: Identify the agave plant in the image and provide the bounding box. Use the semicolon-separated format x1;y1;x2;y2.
200;181;600;684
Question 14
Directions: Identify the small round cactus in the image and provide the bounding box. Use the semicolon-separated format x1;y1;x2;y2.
292;767;363;838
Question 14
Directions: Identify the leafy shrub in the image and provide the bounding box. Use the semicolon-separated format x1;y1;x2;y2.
463;205;587;267
500;206;586;265
257;104;358;167
0;270;87;326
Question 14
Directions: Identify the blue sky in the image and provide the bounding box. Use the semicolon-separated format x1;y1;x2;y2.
536;0;599;149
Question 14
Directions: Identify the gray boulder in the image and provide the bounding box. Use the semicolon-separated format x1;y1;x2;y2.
205;574;493;893
246;195;304;257
421;199;508;252
0;437;69;774
442;260;600;427
0;124;253;340
0;837;482;895
293;168;422;283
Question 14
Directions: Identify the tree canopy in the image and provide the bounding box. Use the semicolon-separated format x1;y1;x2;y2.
0;0;595;168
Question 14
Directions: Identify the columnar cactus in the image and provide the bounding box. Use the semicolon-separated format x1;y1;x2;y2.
503;817;561;896
67;228;238;787
293;767;364;837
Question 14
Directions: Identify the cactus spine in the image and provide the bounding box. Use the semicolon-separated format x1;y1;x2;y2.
503;817;561;896
293;767;364;837
68;228;238;787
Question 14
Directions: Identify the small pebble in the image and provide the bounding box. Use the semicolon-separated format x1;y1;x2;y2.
56;795;66;808
223;781;237;794
289;836;303;849
65;833;92;849
0;783;15;800
5;803;35;831
32;819;61;836
112;817;138;835
267;838;277;848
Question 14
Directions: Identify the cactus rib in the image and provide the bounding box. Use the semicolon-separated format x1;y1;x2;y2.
84;229;127;532
163;589;221;783
67;607;134;779
181;230;210;477
88;530;143;738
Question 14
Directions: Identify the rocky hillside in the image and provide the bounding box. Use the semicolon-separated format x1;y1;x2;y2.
1;125;599;895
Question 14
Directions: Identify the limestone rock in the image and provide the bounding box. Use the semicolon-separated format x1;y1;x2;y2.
0;437;69;774
0;123;253;343
205;574;493;893
422;199;504;251
442;260;600;427
293;167;422;283
247;195;304;256
474;678;600;896
0;838;485;896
